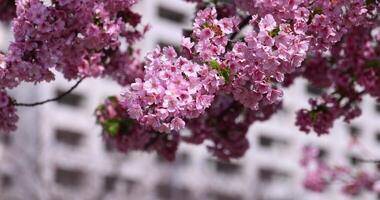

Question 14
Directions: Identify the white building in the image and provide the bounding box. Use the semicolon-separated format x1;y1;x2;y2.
1;0;380;200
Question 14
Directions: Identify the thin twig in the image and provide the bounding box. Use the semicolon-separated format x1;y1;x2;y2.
13;77;86;107
356;158;380;164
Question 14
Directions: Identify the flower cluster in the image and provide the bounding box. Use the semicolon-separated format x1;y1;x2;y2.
224;13;308;109
301;146;378;196
296;24;379;135
96;96;179;161
189;7;240;60
2;0;145;88
0;0;379;185
0;90;17;132
185;95;280;160
122;46;224;133
0;53;18;132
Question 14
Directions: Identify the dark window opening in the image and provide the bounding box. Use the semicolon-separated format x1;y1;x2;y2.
1;174;13;188
348;155;361;166
348;125;361;138
155;182;192;200
376;104;380;114
376;132;380;144
258;168;289;183
207;191;243;200
318;148;328;160
126;179;138;194
55;88;84;107
258;136;273;148
103;175;117;192
215;161;241;175
175;152;190;166
306;84;323;96
157;40;180;52
54;168;84;187
157;6;186;24
55;128;83;147
0;133;12;146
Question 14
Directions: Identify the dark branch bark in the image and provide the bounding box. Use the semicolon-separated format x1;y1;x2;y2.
13;77;86;107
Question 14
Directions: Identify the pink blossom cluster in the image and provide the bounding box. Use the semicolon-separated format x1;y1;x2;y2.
296;25;379;135
234;0;374;51
2;0;145;88
0;53;18;132
96;96;179;161
0;89;17;132
0;0;379;181
301;146;377;196
121;46;224;133
185;95;280;160
187;7;240;60
224;13;309;109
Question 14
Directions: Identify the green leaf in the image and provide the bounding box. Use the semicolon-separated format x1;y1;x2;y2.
366;0;377;5
102;119;121;137
220;67;230;82
269;26;281;38
208;60;220;70
208;60;231;81
309;110;319;123
366;60;379;68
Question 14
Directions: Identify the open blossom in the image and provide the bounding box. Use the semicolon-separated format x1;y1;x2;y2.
121;46;224;133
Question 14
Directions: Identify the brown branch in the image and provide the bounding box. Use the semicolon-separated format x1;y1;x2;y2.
13;77;86;107
356;158;380;164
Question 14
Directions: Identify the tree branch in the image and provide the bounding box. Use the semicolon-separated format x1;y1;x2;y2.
356;158;380;164
13;77;86;107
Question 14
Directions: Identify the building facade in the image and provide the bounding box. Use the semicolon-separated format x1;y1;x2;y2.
1;1;380;200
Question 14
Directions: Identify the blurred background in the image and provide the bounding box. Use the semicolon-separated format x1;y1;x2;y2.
1;0;380;200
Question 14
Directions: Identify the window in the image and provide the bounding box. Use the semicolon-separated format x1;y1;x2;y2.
104;140;115;152
208;159;241;175
376;132;380;144
155;182;192;200
54;167;85;188
1;174;12;189
207;191;243;200
257;135;288;150
156;40;180;52
55;128;83;147
348;125;361;138
126;179;138;194
258;168;289;183
157;6;186;24
175;152;190;166
0;133;12;146
55;88;84;107
306;84;323;96
318;148;328;160
258;135;273;148
348;155;361;166
103;175;117;192
375;104;380;114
